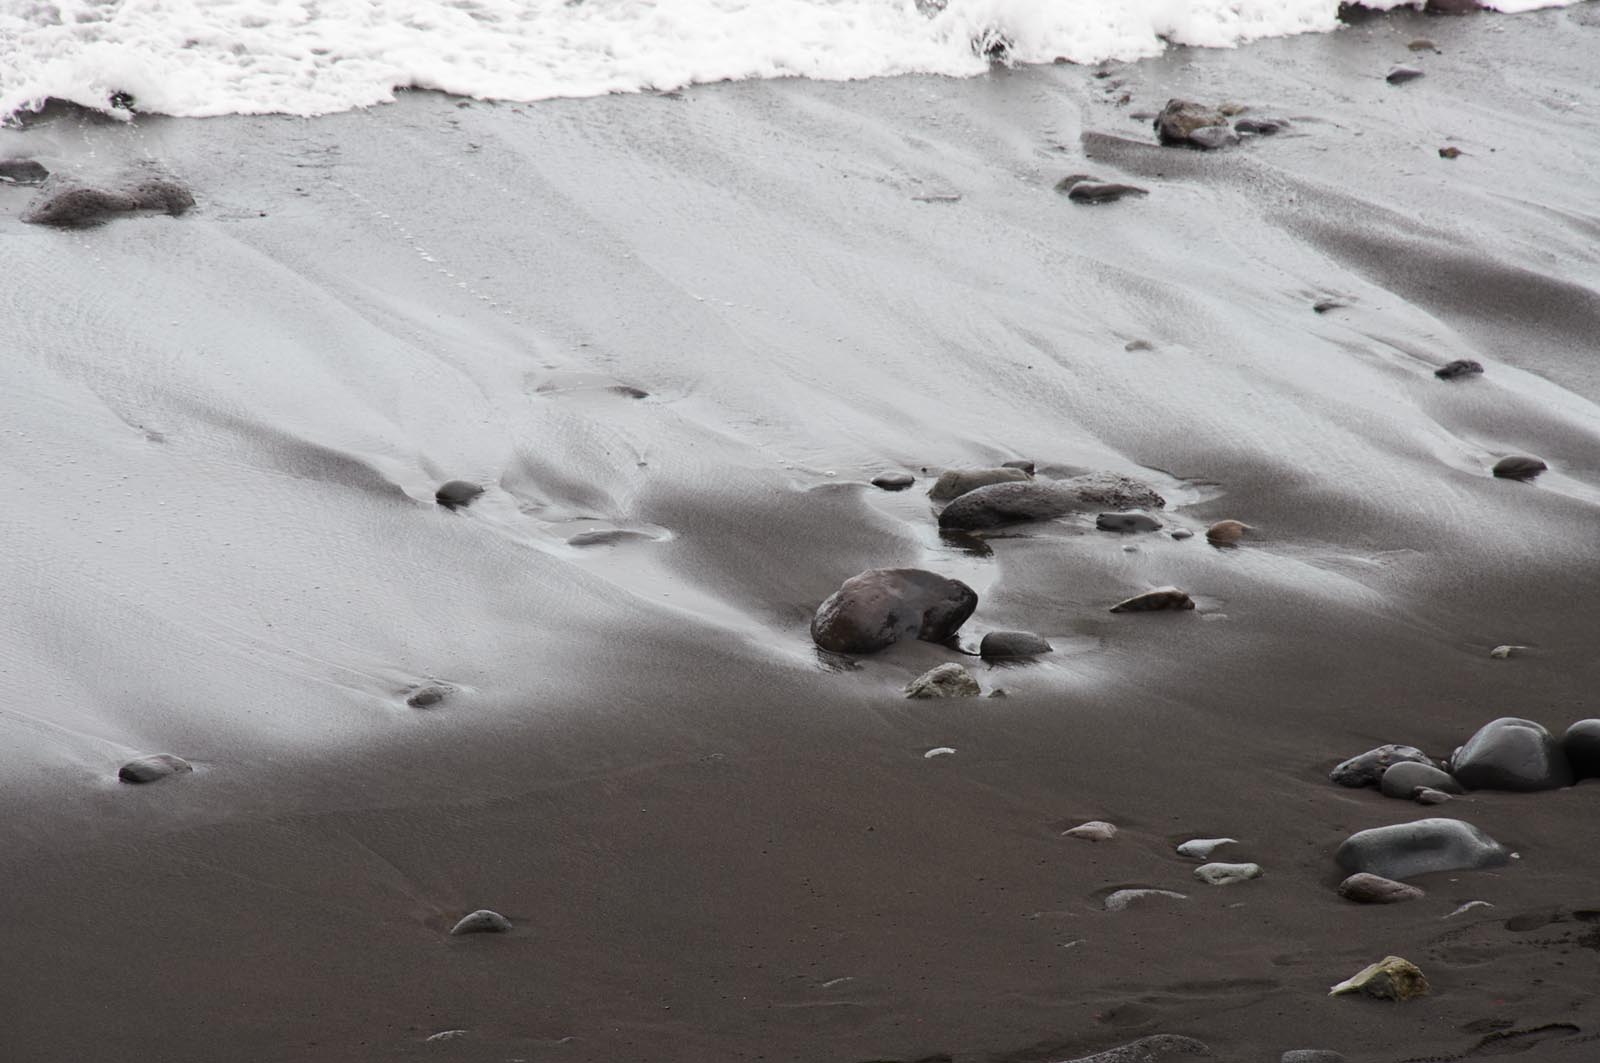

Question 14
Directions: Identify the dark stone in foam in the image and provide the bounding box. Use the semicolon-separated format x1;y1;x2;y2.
938;474;1164;531
1097;512;1162;533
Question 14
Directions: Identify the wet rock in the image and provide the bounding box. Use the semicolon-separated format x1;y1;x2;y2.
1097;512;1162;533
1125;339;1154;352
1205;519;1251;545
1064;820;1118;842
435;480;485;509
1001;459;1035;474
607;384;649;399
928;466;1029;501
1335;818;1509;880
1282;1053;1344;1063
1312;299;1345;313
405;683;453;708
1434;358;1483;379
1387;67;1425;85
979;630;1053;659
1415;787;1453;805
24;177;194;228
1104;889;1187;912
1235;118;1286;135
1064;472;1166;510
1170;528;1194;541
1450;717;1571;791
1492;455;1546;481
1176;838;1236;860
1439;146;1462;159
811;569;977;654
923;747;957;758
1408;38;1437;51
1194;862;1262;886
567;529;654;547
1067;180;1149;204
1154;100;1233;149
1339;872;1424;904
1329;744;1435;788
1380;761;1463;799
450;910;512;935
1060;1035;1212;1063
1109;587;1194;613
1328;956;1428;1001
118;753;193;784
872;471;915;491
0;159;49;185
904;662;980;699
1562;719;1600;779
933;480;1081;530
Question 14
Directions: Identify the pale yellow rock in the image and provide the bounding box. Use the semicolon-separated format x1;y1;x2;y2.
1328;956;1429;1001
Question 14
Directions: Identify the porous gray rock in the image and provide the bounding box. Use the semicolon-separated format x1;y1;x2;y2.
1450;717;1571;791
435;480;484;509
1492;455;1547;481
1338;873;1424;905
811;568;977;655
904;662;980;699
1059;1034;1211;1063
979;630;1053;659
118;753;193;784
1097;512;1162;533
1434;359;1484;380
871;471;915;491
0;159;49;184
1563;719;1600;779
927;466;1029;501
1154;99;1232;148
1335;818;1509;881
450;910;512;935
1329;744;1435;788
1379;761;1463;799
24;177;194;228
1109;587;1194;613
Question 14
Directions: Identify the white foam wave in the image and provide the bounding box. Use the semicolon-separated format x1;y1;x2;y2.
0;0;1581;121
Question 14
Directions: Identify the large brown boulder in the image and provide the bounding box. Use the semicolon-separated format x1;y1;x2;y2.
810;568;977;654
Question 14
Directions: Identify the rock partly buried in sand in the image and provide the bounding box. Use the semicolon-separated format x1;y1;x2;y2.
1097;512;1162;533
1281;1052;1346;1063
1176;837;1237;861
1492;455;1547;481
1450;717;1571;791
566;529;655;547
1109;587;1194;613
1489;644;1524;659
1104;889;1188;912
435;480;484;510
1066;180;1149;204
905;663;981;699
1154;99;1236;149
450;910;512;935
927;466;1030;501
1438;146;1463;159
1335;818;1509;881
1329;744;1435;788
0;159;49;185
405;683;454;708
1328;955;1428;1001
1386;66;1425;85
1562;720;1600;779
1379;761;1463;799
24;177;195;228
1060;1035;1213;1063
1205;519;1251;545
1339;873;1425;905
1194;862;1262;885
118;753;193;784
1434;359;1483;380
1002;459;1035;474
811;568;978;655
979;630;1053;659
1415;788;1453;805
871;471;915;491
938;475;1164;530
1064;820;1118;842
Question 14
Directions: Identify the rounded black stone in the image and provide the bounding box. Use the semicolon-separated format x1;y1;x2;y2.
1492;456;1547;481
435;480;485;509
979;631;1053;659
1434;359;1484;380
1563;719;1600;779
118;753;193;784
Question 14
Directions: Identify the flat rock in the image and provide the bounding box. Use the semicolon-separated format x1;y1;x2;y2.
118;753;193;784
1059;1035;1212;1063
1492;455;1547;481
450;910;512;935
1450;717;1571;791
1067;181;1149;204
1104;889;1187;912
811;568;978;654
1562;719;1600;779
1330;744;1435;788
1176;838;1236;860
937;474;1162;530
1282;1052;1346;1063
1097;512;1162;533
1154;99;1234;149
0;159;50;185
1205;519;1251;545
1109;587;1194;613
1194;862;1262;886
24;177;194;228
435;480;484;509
1338;872;1425;905
1387;66;1425;85
904;662;980;699
1434;359;1483;380
1335;818;1509;881
1379;761;1463;799
1170;528;1194;540
928;466;1029;501
871;471;915;491
979;630;1053;659
1064;820;1118;842
1329;955;1428;1001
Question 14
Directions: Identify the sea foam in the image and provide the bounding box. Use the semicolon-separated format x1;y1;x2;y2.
0;0;1579;121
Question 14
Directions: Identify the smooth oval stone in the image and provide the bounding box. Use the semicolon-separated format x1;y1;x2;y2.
1380;761;1463;799
405;683;453;708
927;466;1030;501
1170;528;1194;541
1492;455;1547;481
811;568;978;655
1109;587;1194;613
1563;719;1600;779
979;630;1053;658
1205;519;1251;545
1451;717;1571;791
1434;359;1484;380
937;474;1165;531
1339;872;1424;905
1067;181;1149;204
904;662;980;699
1387;66;1425;85
1062;1035;1211;1063
1194;862;1261;886
1097;512;1162;533
1176;837;1237;860
435;480;484;509
871;471;914;491
1104;889;1187;912
1335;818;1509;881
450;910;512;935
1064;820;1117;842
1329;744;1434;788
0;159;49;185
118;753;193;784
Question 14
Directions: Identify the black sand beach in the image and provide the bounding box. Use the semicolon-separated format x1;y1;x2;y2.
3;6;1600;1061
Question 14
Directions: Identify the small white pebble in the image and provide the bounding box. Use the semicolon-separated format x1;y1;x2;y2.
924;747;957;759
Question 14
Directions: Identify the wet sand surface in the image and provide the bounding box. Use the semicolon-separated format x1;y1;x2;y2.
3;6;1600;1061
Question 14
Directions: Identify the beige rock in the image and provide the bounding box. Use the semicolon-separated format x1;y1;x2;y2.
1063;821;1118;842
1206;519;1252;545
904;663;980;699
1328;956;1428;1001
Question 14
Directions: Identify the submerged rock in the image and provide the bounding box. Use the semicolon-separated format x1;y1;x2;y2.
1064;820;1118;842
450;910;512;935
435;480;484;510
1387;66;1426;85
1335;818;1509;881
811;568;977;655
1194;862;1262;886
24;177;194;228
1154;99;1234;149
1434;359;1483;380
979;630;1053;659
1060;1035;1212;1063
1379;761;1463;799
118;753;193;784
904;662;980;699
1328;956;1428;1001
1492;455;1547;481
1097;512;1161;533
871;471;915;491
1109;587;1194;613
927;466;1029;501
1330;744;1435;788
0;159;49;185
1450;717;1571;791
1338;873;1425;905
1563;719;1600;779
1104;889;1187;912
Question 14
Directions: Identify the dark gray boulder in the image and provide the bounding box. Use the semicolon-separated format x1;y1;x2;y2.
1338;873;1424;905
938;474;1164;531
1097;512;1162;533
1330;744;1435;788
118;753;192;784
1563;719;1600;779
811;568;977;655
24;177;194;228
0;159;49;185
1493;455;1547;481
979;630;1053;659
1450;717;1572;791
927;466;1029;501
435;480;484;509
1380;761;1463;799
1154;99;1233;149
1335;818;1509;881
1435;359;1484;380
1060;1035;1212;1063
